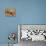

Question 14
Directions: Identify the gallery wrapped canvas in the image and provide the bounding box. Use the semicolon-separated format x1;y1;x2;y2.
5;8;16;16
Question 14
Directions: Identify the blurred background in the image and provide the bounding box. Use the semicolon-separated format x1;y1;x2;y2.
0;0;46;46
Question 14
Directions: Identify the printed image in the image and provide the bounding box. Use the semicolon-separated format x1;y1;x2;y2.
5;8;16;16
19;25;46;41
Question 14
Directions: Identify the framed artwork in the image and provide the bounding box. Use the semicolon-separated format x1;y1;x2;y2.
5;8;16;16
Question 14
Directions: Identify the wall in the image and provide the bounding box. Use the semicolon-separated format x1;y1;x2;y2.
0;0;46;44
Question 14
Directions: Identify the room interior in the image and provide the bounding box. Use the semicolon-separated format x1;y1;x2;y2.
0;0;46;46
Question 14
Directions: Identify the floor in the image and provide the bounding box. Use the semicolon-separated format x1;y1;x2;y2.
0;44;18;46
0;40;46;46
19;39;46;46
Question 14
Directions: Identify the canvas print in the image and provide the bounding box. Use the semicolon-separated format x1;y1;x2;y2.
5;8;16;16
18;25;46;41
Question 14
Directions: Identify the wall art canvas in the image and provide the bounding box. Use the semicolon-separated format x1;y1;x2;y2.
5;8;16;16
